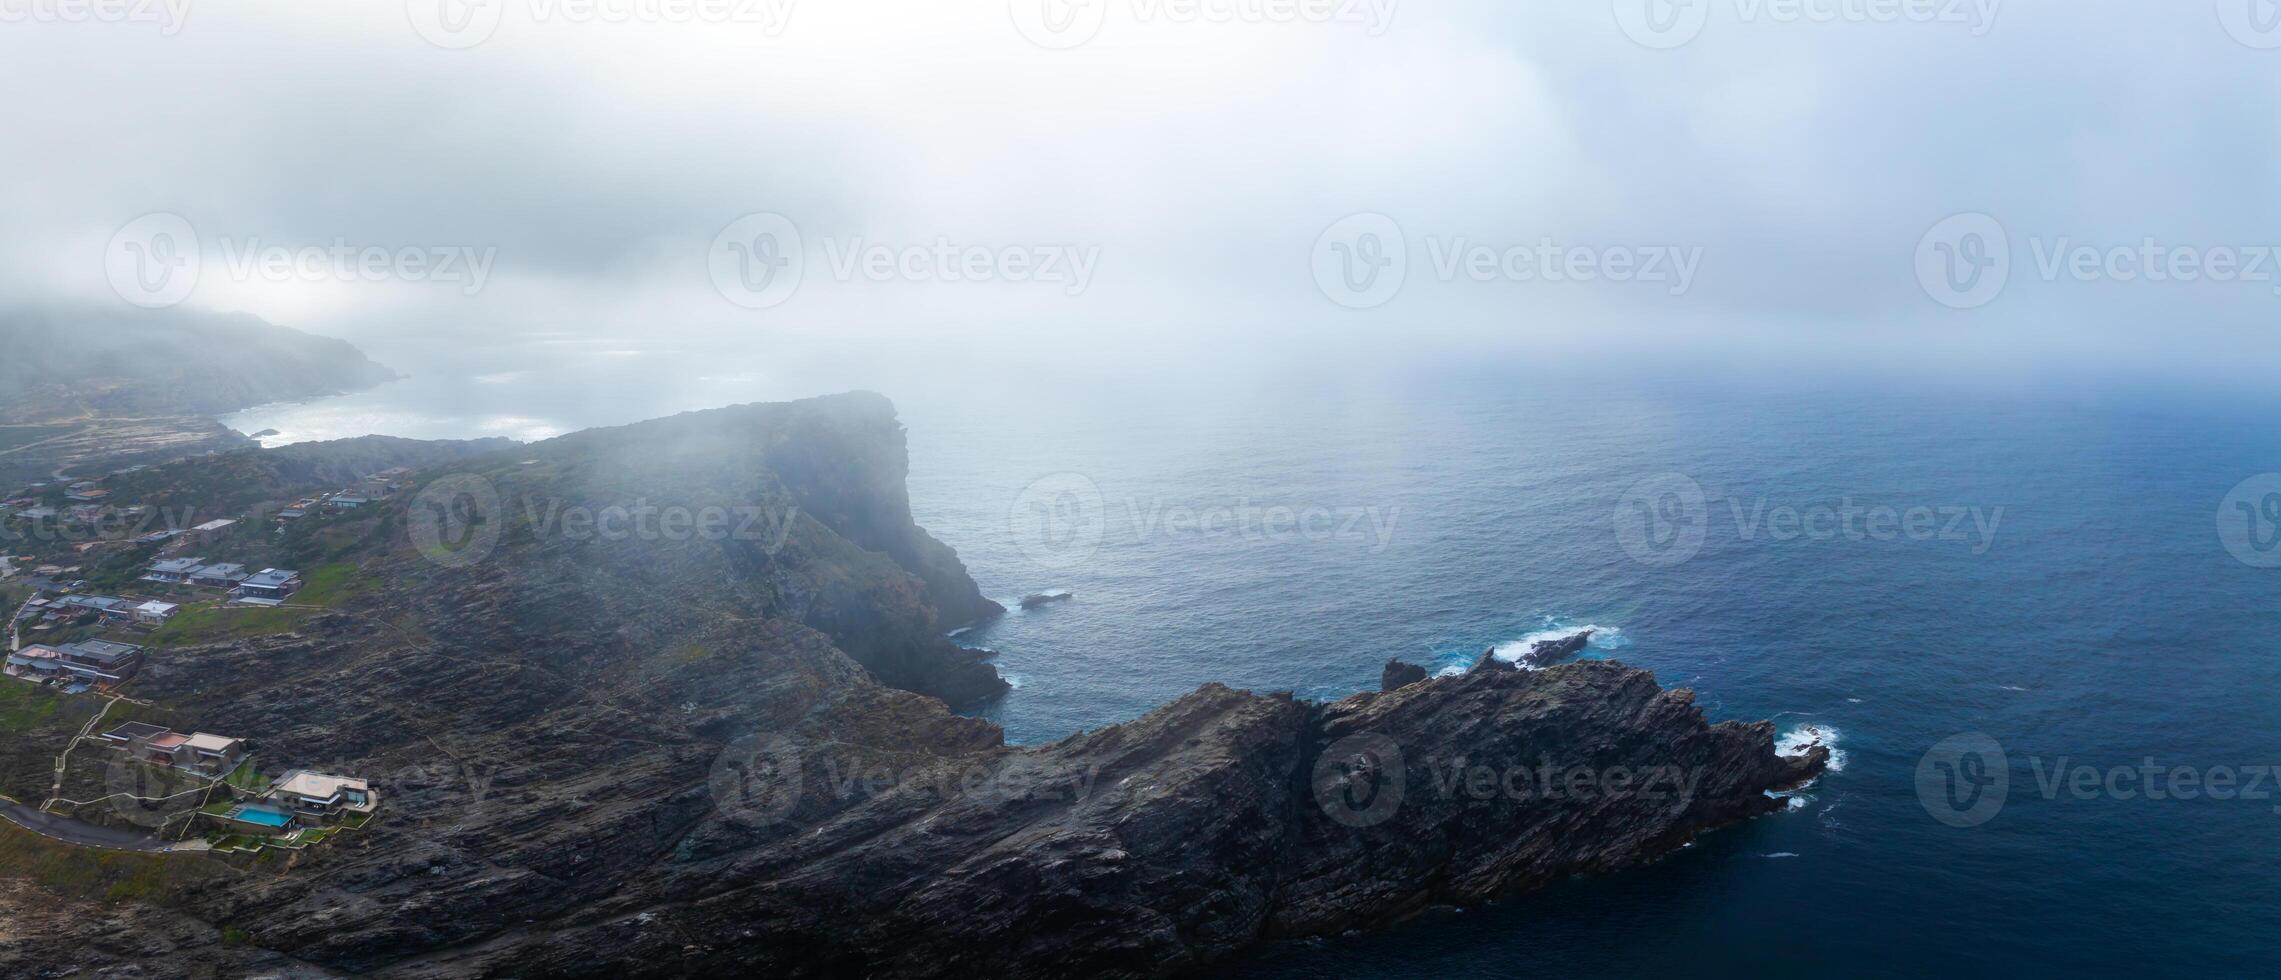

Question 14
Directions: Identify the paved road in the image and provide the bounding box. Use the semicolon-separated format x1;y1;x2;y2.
0;800;172;852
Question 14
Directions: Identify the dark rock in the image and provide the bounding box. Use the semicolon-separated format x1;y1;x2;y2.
1516;629;1595;669
1018;591;1072;610
1380;659;1429;691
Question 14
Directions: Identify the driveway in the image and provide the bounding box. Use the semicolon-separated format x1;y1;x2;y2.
0;800;173;852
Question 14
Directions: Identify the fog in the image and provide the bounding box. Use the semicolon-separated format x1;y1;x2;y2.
5;0;2280;398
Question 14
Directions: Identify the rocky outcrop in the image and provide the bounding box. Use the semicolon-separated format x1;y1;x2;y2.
1380;658;1429;691
356;662;1824;978
0;395;1824;979
1518;628;1595;668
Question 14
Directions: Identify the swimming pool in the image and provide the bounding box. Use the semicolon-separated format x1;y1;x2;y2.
227;805;292;828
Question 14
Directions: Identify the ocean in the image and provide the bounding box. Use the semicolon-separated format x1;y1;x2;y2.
227;342;2281;976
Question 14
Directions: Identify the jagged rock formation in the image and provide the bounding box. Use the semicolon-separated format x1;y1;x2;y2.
0;394;1824;979
1518;628;1596;668
1381;658;1429;691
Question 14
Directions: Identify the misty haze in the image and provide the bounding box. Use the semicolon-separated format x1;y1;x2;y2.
2;2;2279;978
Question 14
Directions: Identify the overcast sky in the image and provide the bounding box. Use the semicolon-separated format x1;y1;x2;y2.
4;1;2279;390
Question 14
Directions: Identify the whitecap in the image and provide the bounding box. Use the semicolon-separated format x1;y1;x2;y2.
1760;852;1800;859
1488;623;1621;668
1998;685;2029;692
1777;723;1846;774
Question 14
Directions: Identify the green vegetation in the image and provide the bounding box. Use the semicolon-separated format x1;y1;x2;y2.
293;561;376;608
223;758;266;792
0;680;67;734
220;926;257;946
0;821;219;904
150;604;314;647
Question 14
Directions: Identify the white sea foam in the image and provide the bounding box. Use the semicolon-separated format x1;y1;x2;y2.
1488;624;1621;668
1761;852;1800;858
1998;685;2029;692
1777;723;1846;774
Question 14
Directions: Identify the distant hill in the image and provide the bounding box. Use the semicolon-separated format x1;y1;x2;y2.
0;307;397;423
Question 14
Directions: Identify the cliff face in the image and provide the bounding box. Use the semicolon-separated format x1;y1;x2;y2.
755;390;1006;630
0;394;1822;979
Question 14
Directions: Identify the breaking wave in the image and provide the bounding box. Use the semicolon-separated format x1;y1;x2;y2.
1777;723;1846;773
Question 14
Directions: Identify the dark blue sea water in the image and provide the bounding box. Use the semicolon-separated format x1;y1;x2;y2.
231;348;2281;976
903;374;2281;978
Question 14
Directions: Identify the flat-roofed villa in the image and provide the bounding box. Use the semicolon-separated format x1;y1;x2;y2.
101;723;249;776
234;568;302;602
55;639;145;684
189;563;249;589
56;594;134;623
143;556;207;583
182;519;239;547
99;720;170;744
133;600;179;625
266;769;379;824
4;643;65;681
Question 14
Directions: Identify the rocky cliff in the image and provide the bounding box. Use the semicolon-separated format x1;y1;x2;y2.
0;394;1823;979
